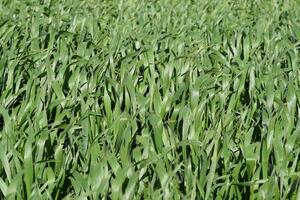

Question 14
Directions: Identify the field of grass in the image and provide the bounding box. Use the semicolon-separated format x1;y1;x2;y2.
0;0;300;199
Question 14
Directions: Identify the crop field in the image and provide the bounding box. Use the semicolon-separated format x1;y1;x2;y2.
0;0;300;199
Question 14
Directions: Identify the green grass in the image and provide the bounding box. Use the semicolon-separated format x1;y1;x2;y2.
0;0;300;199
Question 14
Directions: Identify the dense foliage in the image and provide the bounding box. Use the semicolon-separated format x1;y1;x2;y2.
0;0;300;199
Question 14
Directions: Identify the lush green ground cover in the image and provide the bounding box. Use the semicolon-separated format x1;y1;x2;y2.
0;0;300;199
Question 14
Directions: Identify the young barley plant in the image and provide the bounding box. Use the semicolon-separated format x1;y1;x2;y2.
0;0;300;199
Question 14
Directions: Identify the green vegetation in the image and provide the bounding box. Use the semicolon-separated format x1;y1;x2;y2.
1;0;300;199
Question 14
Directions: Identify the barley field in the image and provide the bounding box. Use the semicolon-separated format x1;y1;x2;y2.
0;0;300;199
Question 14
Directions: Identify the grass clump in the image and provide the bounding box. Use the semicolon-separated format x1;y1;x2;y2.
0;0;300;199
